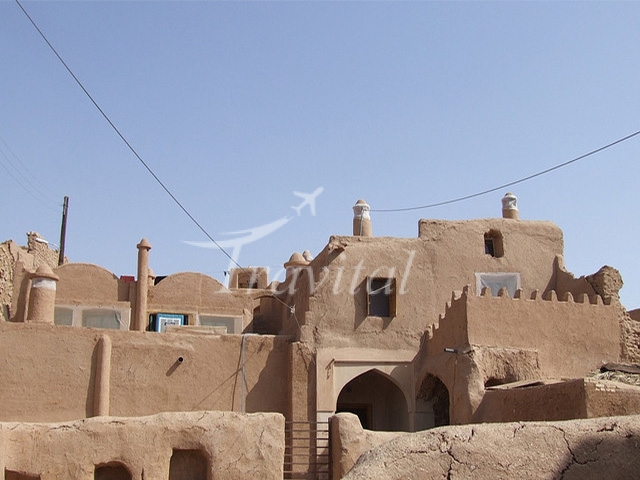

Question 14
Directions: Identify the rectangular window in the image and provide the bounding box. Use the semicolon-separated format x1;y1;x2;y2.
366;277;397;317
199;315;242;334
82;309;123;330
152;313;187;332
54;307;73;326
475;272;521;297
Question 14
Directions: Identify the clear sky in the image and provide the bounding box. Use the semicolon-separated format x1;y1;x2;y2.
2;1;639;309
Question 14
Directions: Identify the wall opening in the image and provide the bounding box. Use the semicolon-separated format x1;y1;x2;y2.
94;463;132;480
416;374;450;430
484;230;504;258
336;369;409;431
169;449;209;480
366;277;397;317
5;471;41;480
484;375;518;389
82;308;123;330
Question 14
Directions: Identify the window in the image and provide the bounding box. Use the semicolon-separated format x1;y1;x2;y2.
82;309;123;330
484;230;504;258
199;315;242;334
54;307;73;326
151;313;187;332
475;272;520;297
52;305;130;330
366;277;397;317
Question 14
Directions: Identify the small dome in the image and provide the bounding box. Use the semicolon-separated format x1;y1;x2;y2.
31;263;59;281
137;238;152;249
284;252;308;268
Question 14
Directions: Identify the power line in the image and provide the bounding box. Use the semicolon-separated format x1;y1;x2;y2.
15;0;240;269
15;1;299;316
0;147;60;211
0;133;61;207
371;129;640;213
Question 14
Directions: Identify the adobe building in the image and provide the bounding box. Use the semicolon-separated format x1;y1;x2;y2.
1;194;640;479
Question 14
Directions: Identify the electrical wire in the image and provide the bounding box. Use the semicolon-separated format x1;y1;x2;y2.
0;146;60;212
371;129;640;213
15;0;241;269
0;133;61;206
15;1;299;315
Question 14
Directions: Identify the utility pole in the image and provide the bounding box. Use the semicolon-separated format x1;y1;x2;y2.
58;196;69;266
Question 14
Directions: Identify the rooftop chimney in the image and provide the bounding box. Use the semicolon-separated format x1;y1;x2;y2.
353;199;372;236
501;192;519;220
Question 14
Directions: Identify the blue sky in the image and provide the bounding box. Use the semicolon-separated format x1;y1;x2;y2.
2;1;639;309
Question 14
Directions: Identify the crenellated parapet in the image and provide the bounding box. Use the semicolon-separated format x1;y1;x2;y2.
427;283;619;380
477;285;611;305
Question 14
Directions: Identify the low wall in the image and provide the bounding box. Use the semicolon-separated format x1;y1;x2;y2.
0;411;284;480
473;379;587;423
469;378;640;424
466;290;619;379
342;414;640;479
0;323;289;422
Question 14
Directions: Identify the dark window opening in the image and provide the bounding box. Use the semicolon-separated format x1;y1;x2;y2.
238;279;258;289
484;230;504;258
367;277;397;317
484;238;495;256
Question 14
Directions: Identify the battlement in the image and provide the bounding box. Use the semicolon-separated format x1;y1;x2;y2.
427;284;620;379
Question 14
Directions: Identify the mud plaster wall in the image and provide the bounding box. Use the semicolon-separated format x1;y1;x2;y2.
295;218;563;351
0;322;289;422
341;414;640;480
473;379;588;423
0;411;284;480
55;263;128;305
465;293;619;379
1;237;62;321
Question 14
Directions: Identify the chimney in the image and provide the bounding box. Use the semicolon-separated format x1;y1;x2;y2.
501;192;519;220
134;238;152;331
26;264;59;323
353;199;372;236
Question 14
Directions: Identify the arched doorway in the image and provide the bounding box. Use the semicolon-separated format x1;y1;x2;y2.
94;463;131;480
416;374;450;430
336;369;409;431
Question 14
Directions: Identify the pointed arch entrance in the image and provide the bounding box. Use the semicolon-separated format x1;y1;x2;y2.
416;374;450;430
336;369;409;431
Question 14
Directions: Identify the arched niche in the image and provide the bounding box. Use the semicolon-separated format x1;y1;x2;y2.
94;462;132;480
336;369;410;431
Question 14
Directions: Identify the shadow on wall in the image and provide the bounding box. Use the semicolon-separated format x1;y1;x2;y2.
556;430;640;479
245;338;289;414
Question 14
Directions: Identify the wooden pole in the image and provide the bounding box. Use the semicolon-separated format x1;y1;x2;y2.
58;196;68;266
